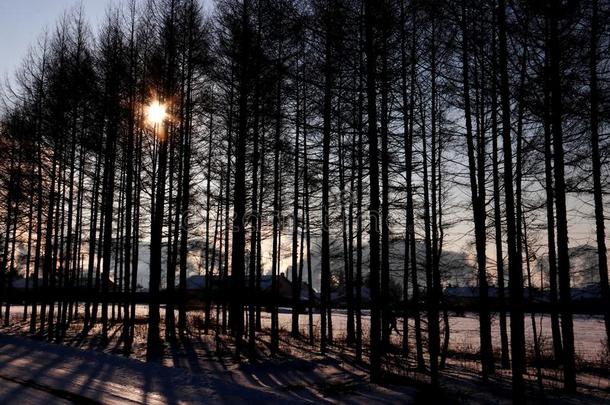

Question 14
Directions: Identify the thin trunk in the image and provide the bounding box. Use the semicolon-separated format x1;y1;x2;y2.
497;0;525;399
549;2;576;392
424;19;440;388
589;0;610;345
270;11;284;355
320;2;333;354
490;12;510;367
302;108;314;345
523;214;545;395
291;49;301;338
147;120;168;360
380;4;391;349
365;0;382;382
461;1;493;377
204;94;215;334
230;0;251;358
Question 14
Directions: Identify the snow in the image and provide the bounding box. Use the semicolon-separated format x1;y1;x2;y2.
269;309;607;362
444;313;608;363
1;305;608;403
0;374;73;404
0;312;418;404
0;334;294;404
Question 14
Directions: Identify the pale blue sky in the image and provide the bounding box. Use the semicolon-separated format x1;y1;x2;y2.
0;1;113;82
0;0;211;85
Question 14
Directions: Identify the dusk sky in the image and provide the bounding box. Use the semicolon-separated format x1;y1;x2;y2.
0;1;110;83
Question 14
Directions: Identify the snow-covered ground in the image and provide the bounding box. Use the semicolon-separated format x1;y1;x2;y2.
445;312;608;363
3;304;608;362
268;308;607;362
1;305;608;404
0;333;291;404
0;332;421;404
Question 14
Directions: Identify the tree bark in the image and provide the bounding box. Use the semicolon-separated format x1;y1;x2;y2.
365;0;382;382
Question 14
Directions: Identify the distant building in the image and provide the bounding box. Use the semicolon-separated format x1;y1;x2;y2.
444;284;603;304
184;273;319;305
10;276;117;291
330;287;371;306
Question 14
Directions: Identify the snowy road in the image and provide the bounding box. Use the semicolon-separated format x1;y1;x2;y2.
0;334;417;404
0;335;297;404
0;373;74;404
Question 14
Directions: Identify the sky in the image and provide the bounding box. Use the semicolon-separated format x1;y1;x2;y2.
0;0;112;84
0;0;212;87
0;0;604;263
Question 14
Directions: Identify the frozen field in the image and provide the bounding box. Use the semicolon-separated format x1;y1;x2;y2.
266;308;607;363
3;304;607;363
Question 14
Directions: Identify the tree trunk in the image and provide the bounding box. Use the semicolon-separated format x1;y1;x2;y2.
589;0;610;346
490;10;510;367
461;0;494;378
365;0;382;383
320;1;333;354
497;0;525;399
548;2;576;392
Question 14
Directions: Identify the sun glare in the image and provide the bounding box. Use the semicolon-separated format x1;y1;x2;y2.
146;100;167;125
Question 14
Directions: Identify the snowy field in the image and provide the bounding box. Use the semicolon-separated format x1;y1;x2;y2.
263;308;608;363
3;304;608;362
445;312;608;363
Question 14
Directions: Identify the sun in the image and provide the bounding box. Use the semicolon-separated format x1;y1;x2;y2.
146;100;167;125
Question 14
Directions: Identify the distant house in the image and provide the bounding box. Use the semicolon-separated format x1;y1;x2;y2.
444;284;605;306
9;277;40;290
331;287;371;306
184;273;319;306
445;286;492;299
259;273;318;301
570;284;602;301
185;275;208;291
10;276;117;291
444;285;545;305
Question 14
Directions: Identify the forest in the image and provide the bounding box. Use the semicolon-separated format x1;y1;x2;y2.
0;0;609;402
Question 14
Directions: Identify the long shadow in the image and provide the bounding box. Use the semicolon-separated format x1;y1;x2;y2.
178;337;204;374
76;361;109;398
223;332;373;404
0;334;179;404
142;361;152;405
0;372;102;404
0;337;74;402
